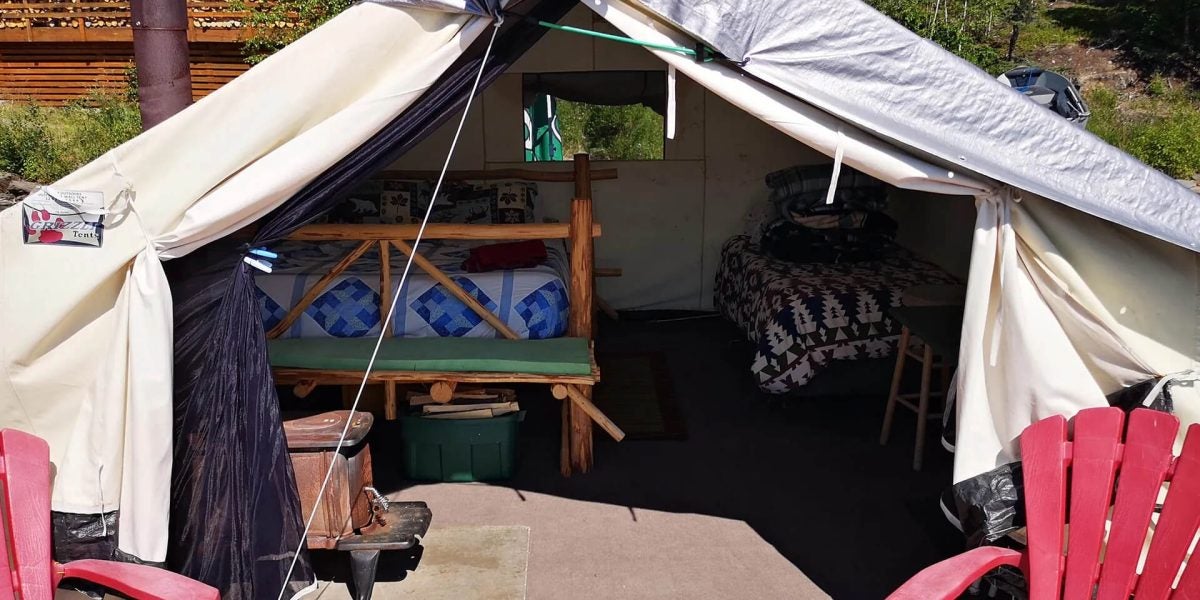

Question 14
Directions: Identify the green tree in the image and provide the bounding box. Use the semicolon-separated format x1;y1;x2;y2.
869;0;1010;72
230;0;353;64
556;101;663;161
0;93;141;183
1006;0;1042;60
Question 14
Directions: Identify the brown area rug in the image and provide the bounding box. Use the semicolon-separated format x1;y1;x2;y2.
594;352;686;440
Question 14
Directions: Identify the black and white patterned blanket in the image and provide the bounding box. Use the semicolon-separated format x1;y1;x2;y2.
715;235;959;393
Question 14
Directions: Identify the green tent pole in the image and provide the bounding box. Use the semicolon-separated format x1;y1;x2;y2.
534;20;711;61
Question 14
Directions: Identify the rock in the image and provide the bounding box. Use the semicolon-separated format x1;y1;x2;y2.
0;170;40;210
7;178;38;195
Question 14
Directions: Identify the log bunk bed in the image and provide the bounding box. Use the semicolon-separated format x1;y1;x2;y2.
268;154;623;474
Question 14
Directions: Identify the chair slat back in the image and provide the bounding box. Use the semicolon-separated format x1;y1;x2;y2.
1135;424;1200;599
1094;409;1178;600
0;463;13;600
1021;413;1070;600
0;430;54;598
1062;409;1125;600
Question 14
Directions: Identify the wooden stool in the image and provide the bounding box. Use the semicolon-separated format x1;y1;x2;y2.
879;305;963;470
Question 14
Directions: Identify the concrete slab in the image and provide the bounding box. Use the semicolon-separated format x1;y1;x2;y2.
389;484;830;600
312;525;530;600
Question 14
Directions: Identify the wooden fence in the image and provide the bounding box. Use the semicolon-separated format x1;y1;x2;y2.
0;42;249;103
0;0;254;43
0;1;263;103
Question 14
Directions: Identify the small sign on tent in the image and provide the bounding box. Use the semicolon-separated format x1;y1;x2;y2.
21;188;105;247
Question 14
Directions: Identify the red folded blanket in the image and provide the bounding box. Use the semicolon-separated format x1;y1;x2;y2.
462;240;548;273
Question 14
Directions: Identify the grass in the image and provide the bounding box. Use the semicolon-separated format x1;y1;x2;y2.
1086;85;1200;178
0;93;141;183
1016;12;1087;55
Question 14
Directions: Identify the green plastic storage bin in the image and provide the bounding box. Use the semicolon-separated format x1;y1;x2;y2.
400;412;524;482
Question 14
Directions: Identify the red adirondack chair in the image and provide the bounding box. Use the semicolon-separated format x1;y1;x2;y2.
891;407;1200;600
0;428;219;600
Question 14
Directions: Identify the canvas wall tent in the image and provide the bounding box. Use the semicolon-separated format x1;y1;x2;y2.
0;0;1197;596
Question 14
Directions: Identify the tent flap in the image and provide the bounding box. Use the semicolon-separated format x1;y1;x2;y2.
0;2;491;596
628;0;1200;251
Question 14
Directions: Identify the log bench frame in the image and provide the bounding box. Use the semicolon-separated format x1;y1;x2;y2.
269;154;618;475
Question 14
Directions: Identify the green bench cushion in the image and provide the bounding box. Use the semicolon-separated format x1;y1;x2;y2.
269;337;593;376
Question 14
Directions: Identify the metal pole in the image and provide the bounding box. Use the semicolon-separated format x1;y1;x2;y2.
131;0;192;130
536;20;699;57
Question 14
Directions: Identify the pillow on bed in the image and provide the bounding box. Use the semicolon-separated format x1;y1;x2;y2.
328;190;383;223
490;181;537;224
330;179;539;225
379;180;425;224
446;185;498;224
328;179;429;224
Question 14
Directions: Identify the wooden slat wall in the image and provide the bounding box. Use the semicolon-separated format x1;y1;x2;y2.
0;42;248;104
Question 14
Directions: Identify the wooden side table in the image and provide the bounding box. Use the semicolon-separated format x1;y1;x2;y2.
879;305;964;470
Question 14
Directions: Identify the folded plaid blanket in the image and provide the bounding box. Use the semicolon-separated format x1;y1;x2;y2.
766;164;887;215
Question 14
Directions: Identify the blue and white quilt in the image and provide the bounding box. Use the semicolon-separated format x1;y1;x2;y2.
256;239;571;339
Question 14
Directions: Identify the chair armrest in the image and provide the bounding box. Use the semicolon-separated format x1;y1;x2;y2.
888;546;1024;600
58;559;219;600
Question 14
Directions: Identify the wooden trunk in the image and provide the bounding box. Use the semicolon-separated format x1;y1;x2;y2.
283;411;376;549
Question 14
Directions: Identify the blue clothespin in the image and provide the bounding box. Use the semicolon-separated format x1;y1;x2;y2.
244;256;273;273
249;247;278;259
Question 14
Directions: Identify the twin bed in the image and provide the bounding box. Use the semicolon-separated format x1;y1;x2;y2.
257;239;572;340
262;158;620;475
715;235;959;394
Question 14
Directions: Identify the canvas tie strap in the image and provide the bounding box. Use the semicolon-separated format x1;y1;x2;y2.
823;130;846;205
666;65;677;140
106;158;154;250
1142;368;1200;408
276;16;504;600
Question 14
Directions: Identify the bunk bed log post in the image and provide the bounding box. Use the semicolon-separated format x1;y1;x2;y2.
379;240;400;420
379;240;393;335
567;153;596;474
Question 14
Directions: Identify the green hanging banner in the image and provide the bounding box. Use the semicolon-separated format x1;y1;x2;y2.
524;93;563;162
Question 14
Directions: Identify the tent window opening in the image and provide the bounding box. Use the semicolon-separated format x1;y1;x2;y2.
522;71;665;162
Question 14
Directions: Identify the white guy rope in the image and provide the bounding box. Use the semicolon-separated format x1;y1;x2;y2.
276;18;503;600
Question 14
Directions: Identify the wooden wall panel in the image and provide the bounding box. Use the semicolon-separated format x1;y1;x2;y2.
0;42;248;103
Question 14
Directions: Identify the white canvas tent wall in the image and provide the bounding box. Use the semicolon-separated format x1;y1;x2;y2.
0;2;498;563
592;0;1200;484
0;0;1197;581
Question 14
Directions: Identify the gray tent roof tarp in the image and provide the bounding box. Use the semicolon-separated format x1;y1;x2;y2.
628;0;1200;251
